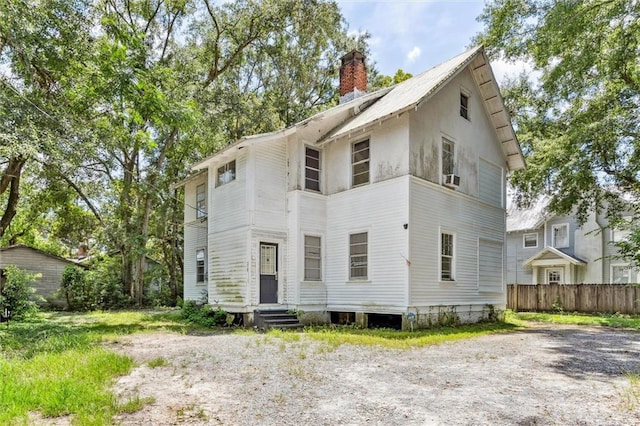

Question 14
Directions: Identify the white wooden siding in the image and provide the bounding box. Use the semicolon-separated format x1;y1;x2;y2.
479;158;503;207
409;177;505;307
209;228;248;307
478;238;503;292
253;139;287;229
183;218;208;301
210;152;249;233
324;176;409;313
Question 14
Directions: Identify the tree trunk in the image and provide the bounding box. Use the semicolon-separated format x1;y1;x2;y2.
0;157;26;239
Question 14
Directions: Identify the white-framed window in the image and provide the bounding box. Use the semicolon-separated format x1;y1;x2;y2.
546;268;563;285
349;232;368;280
441;232;455;281
196;249;206;283
196;183;206;218
460;92;469;120
523;233;538;248
352;140;370;187
304;235;321;281
305;147;321;192
611;264;633;284
552;223;569;248
217;160;236;186
442;138;455;176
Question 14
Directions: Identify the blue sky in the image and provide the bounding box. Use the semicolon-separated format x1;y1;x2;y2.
337;0;523;83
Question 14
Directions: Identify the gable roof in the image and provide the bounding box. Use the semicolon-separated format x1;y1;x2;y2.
190;45;525;172
320;45;525;171
524;246;587;267
0;244;89;269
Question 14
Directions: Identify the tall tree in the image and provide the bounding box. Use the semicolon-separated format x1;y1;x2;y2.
476;0;640;261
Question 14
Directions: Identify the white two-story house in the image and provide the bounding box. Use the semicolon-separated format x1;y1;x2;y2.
177;46;525;328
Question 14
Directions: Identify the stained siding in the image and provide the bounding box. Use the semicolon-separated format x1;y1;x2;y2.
409;177;505;307
209;228;248;307
324;176;409;313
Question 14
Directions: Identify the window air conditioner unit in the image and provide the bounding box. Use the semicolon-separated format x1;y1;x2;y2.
443;174;460;188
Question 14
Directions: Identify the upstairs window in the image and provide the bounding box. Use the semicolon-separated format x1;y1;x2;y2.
304;235;321;281
196;183;206;218
552;223;569;248
305;147;321;192
217;160;236;186
349;232;368;280
441;232;455;281
442;138;455;176
523;233;538;248
460;92;469;119
196;249;206;283
352;140;370;187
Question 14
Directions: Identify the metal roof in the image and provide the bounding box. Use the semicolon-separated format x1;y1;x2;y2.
321;46;525;171
524;246;587;267
506;195;551;232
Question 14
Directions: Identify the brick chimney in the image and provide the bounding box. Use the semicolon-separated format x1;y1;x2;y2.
339;50;367;104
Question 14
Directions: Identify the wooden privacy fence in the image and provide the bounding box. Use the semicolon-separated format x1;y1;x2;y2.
507;284;640;315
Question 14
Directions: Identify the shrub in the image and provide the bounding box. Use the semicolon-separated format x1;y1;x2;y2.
0;264;42;319
59;266;95;311
180;301;229;327
88;256;132;310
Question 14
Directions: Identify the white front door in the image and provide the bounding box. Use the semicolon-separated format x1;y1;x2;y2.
545;268;564;285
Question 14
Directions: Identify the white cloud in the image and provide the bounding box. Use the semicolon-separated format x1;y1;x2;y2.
491;58;540;86
407;46;421;63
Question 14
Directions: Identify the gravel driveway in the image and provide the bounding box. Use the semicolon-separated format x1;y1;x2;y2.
111;323;640;425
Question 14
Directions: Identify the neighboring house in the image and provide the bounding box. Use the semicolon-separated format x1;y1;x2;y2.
0;244;87;304
177;46;525;328
506;197;638;284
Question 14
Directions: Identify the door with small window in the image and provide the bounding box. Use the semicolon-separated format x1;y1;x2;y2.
259;243;278;303
545;268;563;285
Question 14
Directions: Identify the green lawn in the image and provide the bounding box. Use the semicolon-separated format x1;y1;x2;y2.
0;310;189;425
512;311;640;329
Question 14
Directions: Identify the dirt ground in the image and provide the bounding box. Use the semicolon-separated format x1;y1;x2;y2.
110;323;640;425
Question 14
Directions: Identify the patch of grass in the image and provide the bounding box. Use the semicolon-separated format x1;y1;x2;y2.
147;357;168;368
118;395;156;414
0;310;193;424
514;312;640;329
280;321;519;349
0;347;134;424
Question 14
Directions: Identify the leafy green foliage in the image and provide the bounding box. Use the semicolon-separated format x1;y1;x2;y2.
59;266;94;311
0;264;41;318
180;301;230;327
476;0;640;262
370;68;413;90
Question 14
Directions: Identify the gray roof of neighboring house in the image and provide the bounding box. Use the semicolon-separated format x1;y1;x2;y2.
0;244;89;268
506;195;552;233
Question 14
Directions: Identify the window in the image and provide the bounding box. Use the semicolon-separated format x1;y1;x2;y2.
305;147;321;192
546;268;562;285
349;232;368;279
217;160;236;186
196;184;206;218
352;140;370;187
552;223;569;248
196;249;206;283
460;92;469;119
442;138;455;176
611;265;632;284
304;236;321;281
523;233;538;248
441;232;454;281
